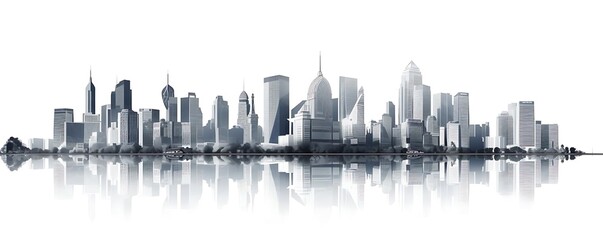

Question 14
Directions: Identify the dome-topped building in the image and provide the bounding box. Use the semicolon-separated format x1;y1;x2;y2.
306;54;333;120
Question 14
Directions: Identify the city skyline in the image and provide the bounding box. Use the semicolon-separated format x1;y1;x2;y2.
2;1;600;152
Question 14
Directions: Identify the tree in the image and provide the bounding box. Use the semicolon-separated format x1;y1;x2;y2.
51;147;59;153
203;145;214;153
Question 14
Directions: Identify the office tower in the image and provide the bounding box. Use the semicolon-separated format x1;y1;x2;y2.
213;96;229;144
398;61;423;124
386;101;396;124
535;121;542;149
139;109;160;147
291;107;311;145
119;109;138;145
439;126;447;146
516;101;535;148
181;122;192;147
264;75;290;143
167;121;182;146
338;76;358;121
82;113;101;145
425;115;438;135
400;119;424;150
496;111;513;147
381;114;393;147
413;84;431;121
110;80;132;126
101;104;110;130
290;100;307;133
85;68;95;114
64;122;85;149
341;87;366;145
153;119;169;148
541;124;559;150
237;90;250;128
453;92;470;148
107;122;119;145
167;97;178;122
446;121;461;148
507;103;518;145
161;73;175;110
246;94;260;145
307;54;333;120
469;123;489;151
53;108;74;148
181;93;203;145
432;93;453;128
228;126;244;145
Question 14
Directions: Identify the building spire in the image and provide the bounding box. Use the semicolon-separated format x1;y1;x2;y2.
251;93;256;114
167;71;170;85
89;66;92;83
318;51;322;76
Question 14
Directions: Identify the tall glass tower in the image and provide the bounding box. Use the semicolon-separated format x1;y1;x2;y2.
85;68;95;114
263;75;289;143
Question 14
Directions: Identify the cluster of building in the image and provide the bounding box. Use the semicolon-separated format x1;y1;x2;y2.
31;56;559;152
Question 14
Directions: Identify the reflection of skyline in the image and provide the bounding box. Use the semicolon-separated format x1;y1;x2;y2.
13;155;560;218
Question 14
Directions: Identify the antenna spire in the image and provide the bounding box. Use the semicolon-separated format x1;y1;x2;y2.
89;66;92;83
318;52;322;76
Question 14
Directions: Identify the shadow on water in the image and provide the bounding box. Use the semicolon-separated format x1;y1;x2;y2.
1;154;574;219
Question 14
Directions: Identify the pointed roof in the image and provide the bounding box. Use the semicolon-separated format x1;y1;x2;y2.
239;90;249;100
405;61;420;71
251;93;256;114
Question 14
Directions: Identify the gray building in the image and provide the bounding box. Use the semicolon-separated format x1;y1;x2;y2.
264;75;290;143
161;73;175;110
470;123;490;151
507;103;518;145
516;101;535;148
386;101;396;124
453;92;470;148
496;111;513;147
400;119;424;150
139;109;160;147
246;94;260;145
53;108;74;148
82;113;101;145
85;68;95;114
119;109;138;145
110;80;132;127
446;121;461;148
213;96;229;144
237;91;250;129
398;61;423;125
541;124;559;150
432;93;453;128
181;93;203;145
413;84;431;122
338;76;358;121
229;126;244;145
64;122;85;149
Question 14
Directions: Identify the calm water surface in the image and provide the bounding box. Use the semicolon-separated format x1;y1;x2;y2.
1;155;601;239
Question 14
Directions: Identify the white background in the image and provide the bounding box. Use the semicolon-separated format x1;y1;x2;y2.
0;0;601;151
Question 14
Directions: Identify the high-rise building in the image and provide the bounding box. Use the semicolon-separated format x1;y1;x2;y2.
432;93;453;128
386;101;396;124
453;92;470;148
213;96;229;144
507;103;518;145
110;80;132;126
470;123;490;151
425;115;438;136
535;121;542;149
53;108;74;148
400;119;424;150
167;97;178;122
496;111;513;147
85;68;95;114
64;122;85;149
292;107;311;145
237;90;250;128
307;55;333;121
413;84;431;122
246;94;260;145
398;61;423;125
381;114;394;147
263;75;289;144
341;87;366;145
181;93;203;145
338;76;358;121
101;104;110;130
153;119;169;148
516;101;535;148
161;73;175;110
542;124;559;150
119;109;138;145
446;121;461;148
139;109;160;147
82;113;101;145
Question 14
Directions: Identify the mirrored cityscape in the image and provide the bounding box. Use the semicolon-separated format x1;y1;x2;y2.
1;154;564;219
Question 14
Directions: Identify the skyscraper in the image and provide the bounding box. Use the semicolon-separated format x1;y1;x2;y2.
161;73;174;110
338;76;358;121
446;121;461;148
541;124;559;150
246;93;260;145
386;101;396;124
496;111;513;147
119;109;139;145
237;90;250;128
85;68;95;114
139;109;160;147
432;93;453;128
181;93;203;146
398;61;422;125
341;87;365;145
53;108;74;148
453;92;470;148
213;96;229;144
307;54;333;120
264;75;290;144
110;80;132;126
507;103;518;145
412;84;431;121
516;101;535;148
